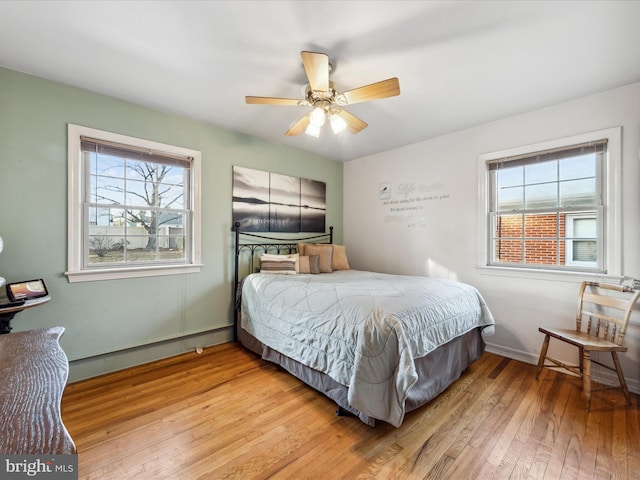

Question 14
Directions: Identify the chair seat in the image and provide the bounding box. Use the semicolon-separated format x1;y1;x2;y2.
538;327;628;353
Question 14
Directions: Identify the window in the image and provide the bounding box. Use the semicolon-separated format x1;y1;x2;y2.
66;125;202;282
478;127;621;277
565;213;597;267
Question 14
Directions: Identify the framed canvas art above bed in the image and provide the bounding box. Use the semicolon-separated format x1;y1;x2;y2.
232;166;326;233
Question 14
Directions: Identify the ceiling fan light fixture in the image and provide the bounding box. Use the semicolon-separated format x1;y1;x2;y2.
309;106;326;127
329;112;348;134
305;123;321;138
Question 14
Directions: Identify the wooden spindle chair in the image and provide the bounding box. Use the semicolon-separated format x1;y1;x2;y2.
536;281;640;412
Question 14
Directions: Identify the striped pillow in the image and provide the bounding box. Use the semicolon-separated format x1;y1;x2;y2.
260;254;297;275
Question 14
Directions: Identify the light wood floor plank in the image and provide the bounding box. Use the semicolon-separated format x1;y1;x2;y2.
61;343;640;480
525;371;571;480
419;357;528;479
360;353;507;479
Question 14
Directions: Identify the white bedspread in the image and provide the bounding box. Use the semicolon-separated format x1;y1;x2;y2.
241;270;495;427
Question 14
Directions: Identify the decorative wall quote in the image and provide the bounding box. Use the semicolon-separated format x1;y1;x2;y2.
380;181;450;228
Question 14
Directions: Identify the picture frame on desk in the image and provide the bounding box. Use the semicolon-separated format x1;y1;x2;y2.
0;281;51;334
6;278;49;302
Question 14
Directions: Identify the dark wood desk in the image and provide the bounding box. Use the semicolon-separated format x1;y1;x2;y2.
0;326;76;454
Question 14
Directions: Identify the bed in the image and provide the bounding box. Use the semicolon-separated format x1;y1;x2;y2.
233;224;495;427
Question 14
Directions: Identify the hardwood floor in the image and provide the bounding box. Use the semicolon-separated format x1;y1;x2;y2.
61;342;640;480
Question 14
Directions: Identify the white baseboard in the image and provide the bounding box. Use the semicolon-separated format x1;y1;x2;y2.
484;343;640;395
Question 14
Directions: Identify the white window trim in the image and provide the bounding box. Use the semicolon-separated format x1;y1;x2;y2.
476;127;622;281
66;124;202;283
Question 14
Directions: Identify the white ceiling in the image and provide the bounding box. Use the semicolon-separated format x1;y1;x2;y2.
1;1;640;162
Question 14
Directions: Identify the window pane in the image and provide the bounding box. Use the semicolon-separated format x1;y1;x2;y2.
169;235;185;252
524;183;557;209
160;185;185;209
163;168;187;186
88;235;125;264
126;159;152;182
125;179;153;207
525;239;559;265
559;154;595;181
92;176;125;205
493;238;523;263
572;217;596;237
158;236;186;261
524;213;559;238
93;153;125;177
559;178;596;207
495;213;523;238
496;165;522;188
159;211;185;228
128;242;158;261
525;160;557;184
497;186;523;211
126;234;150;251
128;210;155;229
573;240;597;261
89;207;126;227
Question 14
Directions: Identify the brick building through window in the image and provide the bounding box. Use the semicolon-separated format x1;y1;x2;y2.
495;213;566;265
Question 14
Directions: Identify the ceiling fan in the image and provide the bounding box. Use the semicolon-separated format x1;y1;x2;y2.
245;51;400;137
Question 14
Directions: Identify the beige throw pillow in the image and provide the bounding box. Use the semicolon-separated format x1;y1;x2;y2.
298;255;310;274
304;244;333;273
331;245;350;270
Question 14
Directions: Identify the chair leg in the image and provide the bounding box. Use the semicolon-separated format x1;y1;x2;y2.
536;335;550;381
611;351;631;406
582;350;592;412
578;346;584;374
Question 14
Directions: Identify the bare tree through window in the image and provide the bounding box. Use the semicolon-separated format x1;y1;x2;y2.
83;138;190;265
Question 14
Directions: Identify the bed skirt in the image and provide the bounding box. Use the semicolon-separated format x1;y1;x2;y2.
237;325;485;427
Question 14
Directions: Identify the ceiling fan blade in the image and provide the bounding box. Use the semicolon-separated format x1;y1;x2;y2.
301;51;329;92
285;113;311;136
340;77;400;105
335;109;368;134
246;96;302;106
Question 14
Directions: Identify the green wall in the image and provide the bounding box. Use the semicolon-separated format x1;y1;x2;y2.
0;67;343;380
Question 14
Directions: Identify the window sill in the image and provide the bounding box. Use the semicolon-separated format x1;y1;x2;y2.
65;264;203;283
476;265;623;284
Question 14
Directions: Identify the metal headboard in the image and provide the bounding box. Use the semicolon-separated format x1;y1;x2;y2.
232;221;333;338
